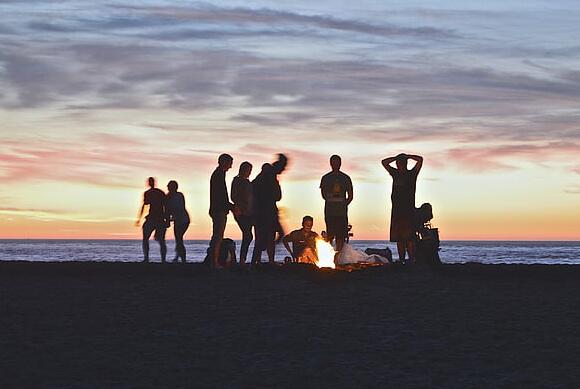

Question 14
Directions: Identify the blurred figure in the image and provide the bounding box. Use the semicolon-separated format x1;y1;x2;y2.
283;215;319;264
251;154;287;265
320;155;353;252
272;153;288;243
136;177;168;263
209;153;234;269
166;180;190;263
382;153;423;262
231;161;253;265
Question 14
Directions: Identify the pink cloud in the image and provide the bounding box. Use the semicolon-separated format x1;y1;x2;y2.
443;142;580;172
0;136;216;188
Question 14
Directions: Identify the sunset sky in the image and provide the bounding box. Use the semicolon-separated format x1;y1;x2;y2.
1;0;579;240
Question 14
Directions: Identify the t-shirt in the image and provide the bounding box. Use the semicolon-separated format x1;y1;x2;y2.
320;171;353;216
209;167;230;216
283;228;319;258
144;188;166;223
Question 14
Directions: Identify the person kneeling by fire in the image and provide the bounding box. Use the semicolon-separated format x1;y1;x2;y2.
282;215;319;264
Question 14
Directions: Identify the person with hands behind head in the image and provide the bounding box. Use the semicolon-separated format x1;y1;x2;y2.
382;153;423;263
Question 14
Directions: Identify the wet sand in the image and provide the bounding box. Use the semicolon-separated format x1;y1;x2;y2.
1;261;579;388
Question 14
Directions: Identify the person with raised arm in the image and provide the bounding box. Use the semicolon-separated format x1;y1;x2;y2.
382;153;423;263
136;177;169;263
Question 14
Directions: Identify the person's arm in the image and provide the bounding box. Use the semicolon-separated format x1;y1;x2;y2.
135;194;145;226
136;204;144;226
320;176;328;200
346;176;353;206
381;156;398;175
408;154;423;174
282;234;294;259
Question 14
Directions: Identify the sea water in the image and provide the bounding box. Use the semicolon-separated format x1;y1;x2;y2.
0;240;578;264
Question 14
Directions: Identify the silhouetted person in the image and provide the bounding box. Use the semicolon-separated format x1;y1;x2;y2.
320;155;353;252
283;215;319;264
136;177;168;263
251;162;281;265
209;153;234;269
231;161;253;265
382;153;423;262
166;180;190;263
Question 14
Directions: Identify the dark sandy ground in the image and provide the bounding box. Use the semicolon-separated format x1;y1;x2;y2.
1;261;579;388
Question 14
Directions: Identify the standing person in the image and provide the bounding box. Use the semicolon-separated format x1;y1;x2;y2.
320;155;353;252
209;153;234;269
382;153;423;263
136;177;168;263
231;161;253;266
282;215;319;264
251;163;277;265
251;157;287;265
166;180;190;263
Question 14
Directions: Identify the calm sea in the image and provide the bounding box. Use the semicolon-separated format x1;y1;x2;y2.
0;240;578;265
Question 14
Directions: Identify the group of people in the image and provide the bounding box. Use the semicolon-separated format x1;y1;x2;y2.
136;152;423;266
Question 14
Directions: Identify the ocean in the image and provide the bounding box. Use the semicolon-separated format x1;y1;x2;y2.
0;240;578;264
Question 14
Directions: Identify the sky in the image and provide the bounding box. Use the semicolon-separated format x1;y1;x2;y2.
0;0;579;240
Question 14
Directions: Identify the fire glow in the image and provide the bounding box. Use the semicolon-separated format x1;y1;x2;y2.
315;238;336;269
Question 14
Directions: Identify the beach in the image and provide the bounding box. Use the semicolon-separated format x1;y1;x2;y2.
1;262;579;388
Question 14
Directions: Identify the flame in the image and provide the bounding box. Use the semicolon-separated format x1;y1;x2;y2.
315;238;336;269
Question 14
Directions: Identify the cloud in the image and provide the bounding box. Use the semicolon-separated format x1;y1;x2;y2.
128;4;459;40
0;134;217;187
443;142;580;172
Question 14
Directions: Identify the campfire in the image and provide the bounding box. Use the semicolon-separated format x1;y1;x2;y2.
315;238;336;269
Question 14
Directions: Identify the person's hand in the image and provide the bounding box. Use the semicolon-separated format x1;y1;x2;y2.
135;220;141;227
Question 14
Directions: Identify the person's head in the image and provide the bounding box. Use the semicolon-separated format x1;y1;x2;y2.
147;177;156;188
396;153;408;170
330;155;341;172
261;163;273;174
238;161;252;179
302;215;314;232
218;153;233;171
167;180;178;193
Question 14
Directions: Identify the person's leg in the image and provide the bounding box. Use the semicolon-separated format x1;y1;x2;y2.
157;226;167;263
173;224;184;262
237;216;253;265
397;241;407;262
406;240;415;261
180;222;189;262
266;227;276;263
142;221;154;262
210;213;227;268
325;215;336;246
251;215;265;265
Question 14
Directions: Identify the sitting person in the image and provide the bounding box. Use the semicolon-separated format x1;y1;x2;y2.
283;215;319;264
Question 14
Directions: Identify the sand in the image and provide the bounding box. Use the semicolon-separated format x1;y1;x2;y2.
1;261;579;388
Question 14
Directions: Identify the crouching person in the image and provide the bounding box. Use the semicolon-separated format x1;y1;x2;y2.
283;216;319;264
